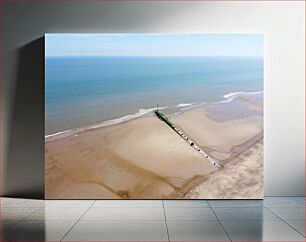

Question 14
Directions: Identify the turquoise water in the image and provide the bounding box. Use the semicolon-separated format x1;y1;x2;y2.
45;56;263;136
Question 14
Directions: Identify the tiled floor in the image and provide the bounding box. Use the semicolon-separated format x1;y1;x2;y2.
0;197;304;241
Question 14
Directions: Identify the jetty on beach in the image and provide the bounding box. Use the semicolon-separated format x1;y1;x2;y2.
154;107;221;169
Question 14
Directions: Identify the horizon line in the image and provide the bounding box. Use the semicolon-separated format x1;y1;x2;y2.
45;55;263;58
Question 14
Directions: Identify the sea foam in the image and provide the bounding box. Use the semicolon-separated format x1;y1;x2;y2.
45;107;166;140
45;130;72;138
177;103;195;107
221;91;263;103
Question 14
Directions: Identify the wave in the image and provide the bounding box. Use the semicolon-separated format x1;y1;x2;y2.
177;103;194;107
220;91;263;104
45;130;72;138
45;107;165;140
89;107;165;129
223;91;245;99
181;103;205;111
179;91;263;111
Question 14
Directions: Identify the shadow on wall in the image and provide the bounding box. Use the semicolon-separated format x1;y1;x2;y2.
5;37;45;199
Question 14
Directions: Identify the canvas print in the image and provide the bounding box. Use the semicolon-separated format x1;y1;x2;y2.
45;33;264;199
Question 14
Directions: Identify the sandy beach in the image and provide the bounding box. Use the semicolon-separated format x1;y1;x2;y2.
45;95;263;199
185;139;263;199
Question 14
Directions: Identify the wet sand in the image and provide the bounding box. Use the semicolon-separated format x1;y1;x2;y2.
45;95;263;199
171;106;263;164
45;116;218;199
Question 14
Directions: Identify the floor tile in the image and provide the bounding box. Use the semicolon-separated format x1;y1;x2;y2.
26;207;88;220
1;220;75;241
1;207;40;220
0;220;20;240
81;207;165;221
165;207;217;221
1;198;45;208
92;200;163;208
167;220;230;241
212;207;279;221
1;197;304;241
286;220;305;236
0;220;21;231
45;200;94;208
221;220;305;241
264;197;304;207
268;207;305;220
208;199;263;208
164;200;209;207
63;220;168;241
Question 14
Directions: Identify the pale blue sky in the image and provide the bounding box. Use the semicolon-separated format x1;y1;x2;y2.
45;33;263;57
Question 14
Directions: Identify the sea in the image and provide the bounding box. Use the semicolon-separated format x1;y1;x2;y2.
45;56;263;137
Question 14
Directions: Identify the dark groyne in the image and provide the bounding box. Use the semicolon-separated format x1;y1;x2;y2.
155;109;221;169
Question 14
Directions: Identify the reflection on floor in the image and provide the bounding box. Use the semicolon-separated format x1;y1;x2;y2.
0;197;305;241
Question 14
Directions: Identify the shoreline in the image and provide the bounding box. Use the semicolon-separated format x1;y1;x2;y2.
45;90;263;143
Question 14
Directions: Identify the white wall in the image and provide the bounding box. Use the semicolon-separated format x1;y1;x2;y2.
2;1;304;197
151;1;305;196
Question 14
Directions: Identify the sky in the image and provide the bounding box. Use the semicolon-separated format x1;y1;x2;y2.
45;33;264;57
